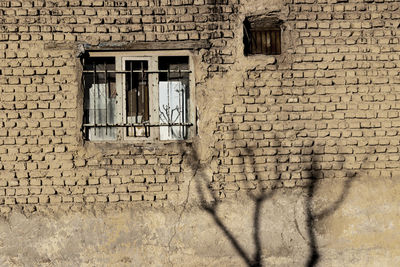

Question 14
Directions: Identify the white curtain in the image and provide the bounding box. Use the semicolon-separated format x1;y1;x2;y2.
85;84;117;140
159;81;187;140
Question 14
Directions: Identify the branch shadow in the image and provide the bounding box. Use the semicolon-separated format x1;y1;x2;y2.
184;131;281;267
182;139;356;267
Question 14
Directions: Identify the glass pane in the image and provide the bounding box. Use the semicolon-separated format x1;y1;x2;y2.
158;56;189;140
83;57;117;140
125;60;149;137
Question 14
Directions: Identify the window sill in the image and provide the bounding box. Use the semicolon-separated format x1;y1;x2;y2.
83;138;193;149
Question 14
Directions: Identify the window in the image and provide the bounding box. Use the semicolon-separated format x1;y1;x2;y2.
244;17;282;56
82;51;195;141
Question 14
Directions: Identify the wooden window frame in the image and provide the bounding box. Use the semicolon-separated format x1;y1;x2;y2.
82;50;196;142
244;17;282;56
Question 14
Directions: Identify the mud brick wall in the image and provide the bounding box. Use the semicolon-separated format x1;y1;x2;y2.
0;0;240;213
0;0;400;213
210;0;400;197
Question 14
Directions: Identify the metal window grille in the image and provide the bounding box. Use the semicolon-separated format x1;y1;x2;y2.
248;29;281;55
244;18;282;56
82;56;192;141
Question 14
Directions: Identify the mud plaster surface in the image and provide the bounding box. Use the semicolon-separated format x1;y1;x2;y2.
0;176;399;267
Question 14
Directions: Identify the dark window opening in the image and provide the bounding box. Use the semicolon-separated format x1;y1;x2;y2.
244;17;282;56
125;60;149;137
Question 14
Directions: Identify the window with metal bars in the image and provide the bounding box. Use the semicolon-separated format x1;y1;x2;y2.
244;17;282;56
82;51;194;141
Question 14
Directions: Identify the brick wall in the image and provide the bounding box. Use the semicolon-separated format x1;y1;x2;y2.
0;0;240;213
210;0;400;198
0;0;400;213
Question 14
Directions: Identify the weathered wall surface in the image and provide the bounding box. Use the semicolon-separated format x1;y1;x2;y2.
0;0;400;266
0;176;399;266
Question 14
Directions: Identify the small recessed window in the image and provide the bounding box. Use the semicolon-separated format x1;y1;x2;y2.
244;17;282;56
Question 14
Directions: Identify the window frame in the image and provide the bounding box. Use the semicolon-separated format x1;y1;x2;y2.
244;17;283;56
82;50;196;142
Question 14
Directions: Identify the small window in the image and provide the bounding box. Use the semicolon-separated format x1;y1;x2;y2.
244;17;282;56
82;52;194;141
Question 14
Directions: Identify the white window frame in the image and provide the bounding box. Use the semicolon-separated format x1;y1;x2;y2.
84;50;196;142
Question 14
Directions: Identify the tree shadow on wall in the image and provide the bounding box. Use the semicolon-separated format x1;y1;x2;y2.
185;142;356;267
301;161;355;267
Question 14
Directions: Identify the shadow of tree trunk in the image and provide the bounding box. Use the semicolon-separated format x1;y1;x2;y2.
305;174;320;267
304;160;356;267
